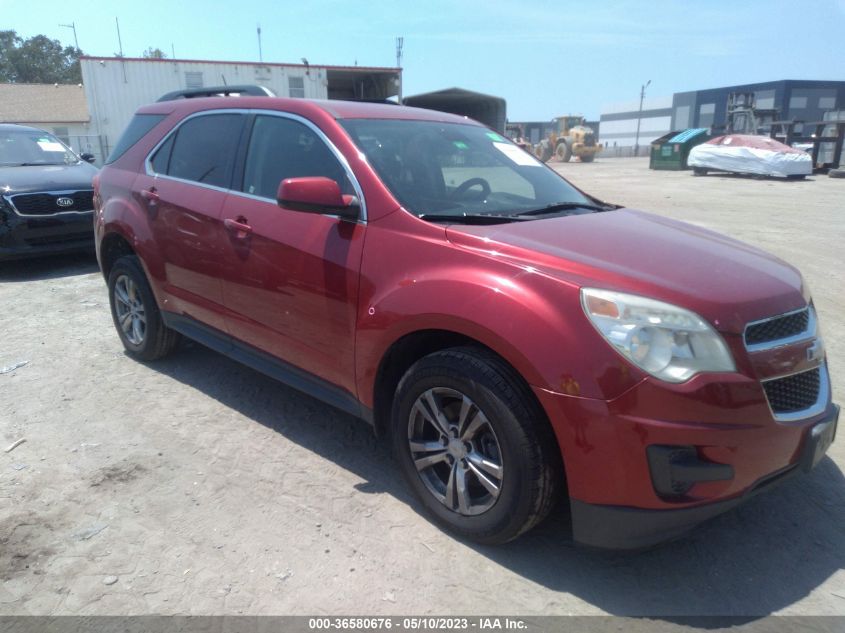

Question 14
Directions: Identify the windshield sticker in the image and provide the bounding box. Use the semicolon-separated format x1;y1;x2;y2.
453;141;469;150
486;132;505;142
37;141;66;152
493;142;542;166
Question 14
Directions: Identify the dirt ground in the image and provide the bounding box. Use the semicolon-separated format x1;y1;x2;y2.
1;157;844;618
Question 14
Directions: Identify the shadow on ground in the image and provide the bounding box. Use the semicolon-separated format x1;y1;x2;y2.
695;173;816;182
0;251;99;282
150;341;845;620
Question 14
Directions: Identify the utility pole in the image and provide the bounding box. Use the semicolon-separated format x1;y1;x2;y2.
115;17;126;83
59;22;79;51
634;79;651;157
115;17;124;57
395;36;404;104
257;25;263;63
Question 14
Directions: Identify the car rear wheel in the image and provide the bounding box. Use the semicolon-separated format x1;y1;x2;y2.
108;255;180;361
391;347;561;544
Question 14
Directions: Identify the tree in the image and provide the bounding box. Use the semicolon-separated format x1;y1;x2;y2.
0;31;18;80
142;47;167;59
0;30;81;83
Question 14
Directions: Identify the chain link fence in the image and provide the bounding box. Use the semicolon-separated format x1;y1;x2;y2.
61;134;109;166
598;145;652;158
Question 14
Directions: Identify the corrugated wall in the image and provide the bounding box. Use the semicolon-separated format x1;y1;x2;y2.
81;58;328;155
598;95;674;149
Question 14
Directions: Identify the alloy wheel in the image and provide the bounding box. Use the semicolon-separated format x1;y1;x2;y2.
407;387;504;516
113;274;146;346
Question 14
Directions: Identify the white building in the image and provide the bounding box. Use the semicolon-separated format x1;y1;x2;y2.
599;95;674;155
80;56;401;163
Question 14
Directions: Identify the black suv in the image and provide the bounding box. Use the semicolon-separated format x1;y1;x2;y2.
0;124;98;261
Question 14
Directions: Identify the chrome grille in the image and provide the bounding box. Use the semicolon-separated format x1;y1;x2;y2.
763;368;821;414
744;307;812;349
9;191;94;215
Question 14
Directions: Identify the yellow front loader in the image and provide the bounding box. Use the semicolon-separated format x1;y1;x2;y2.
534;115;602;163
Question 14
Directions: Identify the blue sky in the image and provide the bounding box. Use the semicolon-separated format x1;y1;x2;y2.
3;0;844;119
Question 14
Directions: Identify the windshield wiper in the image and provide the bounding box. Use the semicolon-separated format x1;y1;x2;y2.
516;201;611;217
418;213;529;225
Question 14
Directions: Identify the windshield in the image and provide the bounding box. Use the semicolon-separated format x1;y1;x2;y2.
340;119;594;219
0;128;80;167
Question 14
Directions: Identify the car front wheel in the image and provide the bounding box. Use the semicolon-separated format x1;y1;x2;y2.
391;347;561;544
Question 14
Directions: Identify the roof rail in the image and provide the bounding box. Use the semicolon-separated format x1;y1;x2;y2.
156;85;276;102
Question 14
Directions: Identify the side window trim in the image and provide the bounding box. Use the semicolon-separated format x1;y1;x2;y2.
144;108;366;222
229;112;257;195
144;109;247;194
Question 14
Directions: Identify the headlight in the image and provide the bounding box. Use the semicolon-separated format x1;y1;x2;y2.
581;288;735;383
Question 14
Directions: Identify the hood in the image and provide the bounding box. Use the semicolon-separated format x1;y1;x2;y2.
445;209;806;334
0;162;98;194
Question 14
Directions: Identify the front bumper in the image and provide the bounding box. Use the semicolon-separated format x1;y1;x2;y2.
0;208;94;260
533;373;838;549
571;404;837;549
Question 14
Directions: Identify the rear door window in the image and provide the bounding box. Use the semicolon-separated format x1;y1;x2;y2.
240;115;352;200
165;113;245;188
149;135;174;174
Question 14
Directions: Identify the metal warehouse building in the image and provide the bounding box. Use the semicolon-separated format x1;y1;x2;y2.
600;79;845;154
599;94;674;152
80;56;401;162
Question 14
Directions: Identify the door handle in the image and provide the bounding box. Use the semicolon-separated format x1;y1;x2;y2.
224;217;252;236
140;188;159;202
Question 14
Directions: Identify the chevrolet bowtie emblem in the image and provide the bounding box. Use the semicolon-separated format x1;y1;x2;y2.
807;339;825;363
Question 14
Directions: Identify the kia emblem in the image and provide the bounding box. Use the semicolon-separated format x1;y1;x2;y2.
56;197;74;208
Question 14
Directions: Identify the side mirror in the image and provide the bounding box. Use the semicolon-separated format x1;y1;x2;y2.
277;177;360;220
80;153;96;164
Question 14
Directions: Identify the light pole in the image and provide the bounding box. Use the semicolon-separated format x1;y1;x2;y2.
59;22;79;51
634;79;651;157
395;36;404;104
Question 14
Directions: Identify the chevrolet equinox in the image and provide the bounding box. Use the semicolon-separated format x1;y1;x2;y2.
93;93;838;549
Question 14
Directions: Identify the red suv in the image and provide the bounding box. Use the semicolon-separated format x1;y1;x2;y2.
94;93;838;549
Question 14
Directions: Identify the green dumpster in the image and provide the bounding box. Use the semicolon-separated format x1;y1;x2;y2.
649;128;710;170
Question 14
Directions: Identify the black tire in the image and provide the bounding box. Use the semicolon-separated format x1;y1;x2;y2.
692;167;707;176
579;153;595;163
107;255;180;361
391;347;562;544
555;141;572;163
829;168;845;179
534;140;553;163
